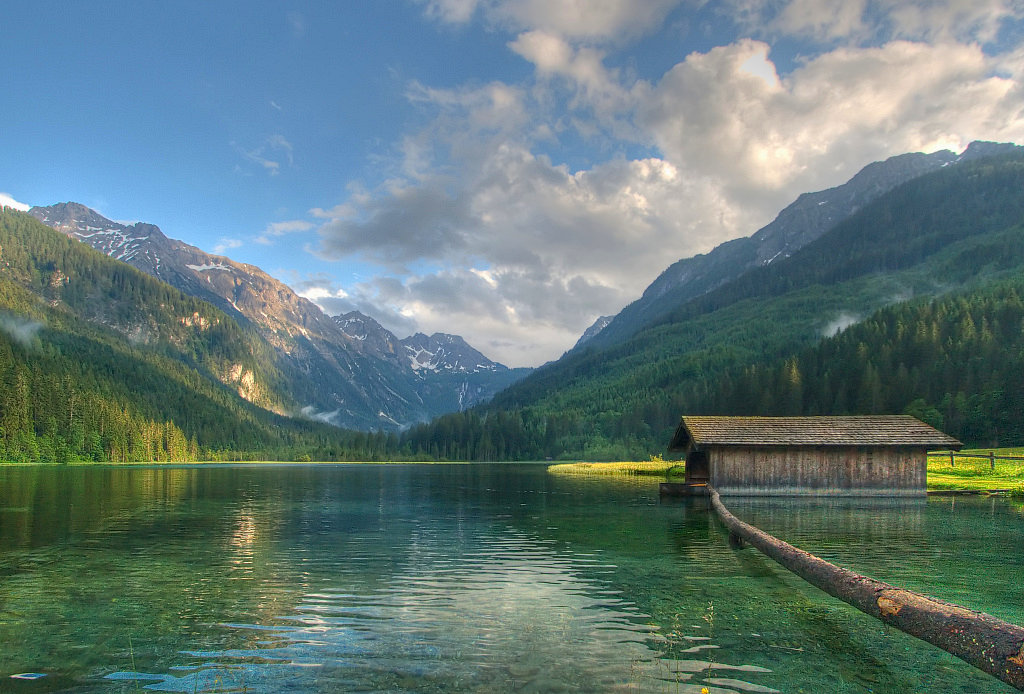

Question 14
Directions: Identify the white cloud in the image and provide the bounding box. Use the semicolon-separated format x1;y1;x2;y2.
234;134;295;176
212;238;243;255
729;0;1024;45
885;0;1024;44
494;0;685;41
423;0;687;42
771;0;870;41
639;39;1024;218
421;0;482;24
508;31;635;120
256;219;314;245
0;192;30;211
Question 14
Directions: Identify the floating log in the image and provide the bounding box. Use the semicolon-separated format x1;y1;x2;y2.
708;486;1024;691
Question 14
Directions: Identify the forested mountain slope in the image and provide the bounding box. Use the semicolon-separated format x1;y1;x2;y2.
577;141;1021;351
693;277;1024;446
396;151;1024;459
0;209;358;462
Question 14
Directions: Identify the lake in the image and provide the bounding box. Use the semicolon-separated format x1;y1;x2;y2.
0;463;1020;693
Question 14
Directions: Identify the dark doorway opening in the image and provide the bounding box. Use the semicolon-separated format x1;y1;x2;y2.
686;450;709;486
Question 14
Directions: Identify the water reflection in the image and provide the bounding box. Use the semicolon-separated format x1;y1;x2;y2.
0;465;1018;692
110;522;673;691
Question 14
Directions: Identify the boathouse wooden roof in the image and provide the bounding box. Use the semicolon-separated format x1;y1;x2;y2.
668;415;962;451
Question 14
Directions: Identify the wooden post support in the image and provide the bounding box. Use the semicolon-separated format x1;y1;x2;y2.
708;486;1024;691
991;451;996;471
950;451;956;467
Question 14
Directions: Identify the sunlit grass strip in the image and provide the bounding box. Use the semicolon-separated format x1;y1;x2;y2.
927;448;1024;492
547;460;684;478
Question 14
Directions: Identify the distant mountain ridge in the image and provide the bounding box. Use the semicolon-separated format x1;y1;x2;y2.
334;310;508;374
581;141;1023;350
30;203;529;429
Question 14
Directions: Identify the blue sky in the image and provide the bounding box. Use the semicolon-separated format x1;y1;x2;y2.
3;1;1024;366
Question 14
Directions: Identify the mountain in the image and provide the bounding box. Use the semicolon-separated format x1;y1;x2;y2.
30;202;344;349
334;310;403;358
573;315;613;349
397;147;1024;460
582;141;1022;350
0;208;359;462
334;311;531;413
29;203;529;429
401;331;503;374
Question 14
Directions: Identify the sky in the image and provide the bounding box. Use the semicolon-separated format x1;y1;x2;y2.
3;1;1024;367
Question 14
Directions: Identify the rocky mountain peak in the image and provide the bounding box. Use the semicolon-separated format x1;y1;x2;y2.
333;311;401;357
573;315;613;350
401;332;502;373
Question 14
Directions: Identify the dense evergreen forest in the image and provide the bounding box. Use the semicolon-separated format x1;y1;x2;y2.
394;154;1024;460
694;279;1024;444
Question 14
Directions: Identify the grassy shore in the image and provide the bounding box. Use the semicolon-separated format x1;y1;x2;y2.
926;448;1024;492
550;449;1024;494
547;460;685;480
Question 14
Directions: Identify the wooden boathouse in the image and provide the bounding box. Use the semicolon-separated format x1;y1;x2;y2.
667;415;962;496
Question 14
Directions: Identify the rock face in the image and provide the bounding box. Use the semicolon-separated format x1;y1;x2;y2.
400;332;502;374
573;315;613;350
578;141;1023;351
30;203;530;429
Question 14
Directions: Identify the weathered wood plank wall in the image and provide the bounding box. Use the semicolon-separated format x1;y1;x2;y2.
710;445;926;496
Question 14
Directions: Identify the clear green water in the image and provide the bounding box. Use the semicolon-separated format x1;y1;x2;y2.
0;464;1019;693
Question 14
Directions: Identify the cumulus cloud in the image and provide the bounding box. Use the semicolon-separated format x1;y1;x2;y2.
0;192;30;211
639;39;1024;216
294;2;1024;366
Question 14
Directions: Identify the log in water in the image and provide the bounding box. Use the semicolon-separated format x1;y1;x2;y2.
709;486;1024;691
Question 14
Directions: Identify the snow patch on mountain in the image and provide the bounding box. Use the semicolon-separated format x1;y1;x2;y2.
187;263;232;272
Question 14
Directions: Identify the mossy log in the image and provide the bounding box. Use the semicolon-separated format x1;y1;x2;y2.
709;486;1024;690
